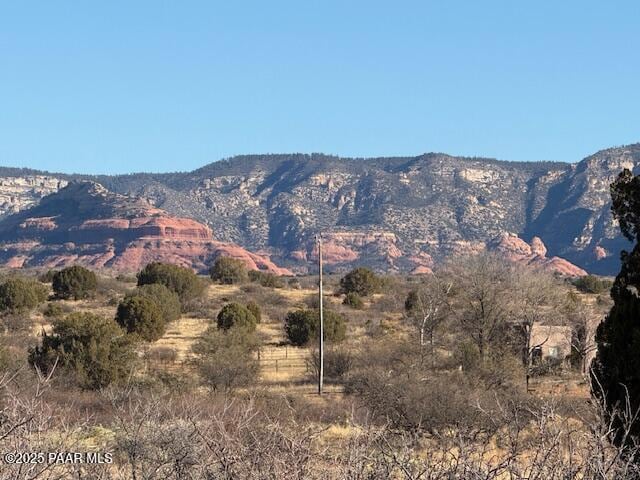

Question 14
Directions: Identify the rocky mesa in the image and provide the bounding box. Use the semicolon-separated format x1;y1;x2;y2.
0;182;291;275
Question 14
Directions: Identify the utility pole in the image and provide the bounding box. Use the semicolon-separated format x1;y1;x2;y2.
317;234;324;395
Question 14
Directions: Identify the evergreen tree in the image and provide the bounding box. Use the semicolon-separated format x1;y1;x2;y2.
592;168;640;446
0;277;48;312
52;266;98;300
339;267;381;297
209;257;248;284
216;303;257;331
116;296;165;342
127;283;181;323
137;262;204;304
284;308;346;346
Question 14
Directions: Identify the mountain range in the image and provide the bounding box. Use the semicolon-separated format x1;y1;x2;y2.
0;143;638;275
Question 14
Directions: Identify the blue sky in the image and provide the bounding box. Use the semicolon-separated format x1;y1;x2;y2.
0;1;638;174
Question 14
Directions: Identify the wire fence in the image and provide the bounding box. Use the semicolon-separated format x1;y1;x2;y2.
257;346;310;377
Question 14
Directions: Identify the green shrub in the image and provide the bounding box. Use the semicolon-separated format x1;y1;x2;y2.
592;168;640;447
209;256;248;284
216;303;257;331
572;275;613;294
404;289;420;312
284;309;347;346
0;277;48;312
284;310;314;346
116;296;165;342
248;270;285;288
52;266;98;300
339;267;381;296
137;262;205;304
29;312;135;389
343;292;364;309
127;283;181;324
245;301;262;323
192;325;259;392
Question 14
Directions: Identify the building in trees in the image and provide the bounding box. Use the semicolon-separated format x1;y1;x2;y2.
529;324;572;365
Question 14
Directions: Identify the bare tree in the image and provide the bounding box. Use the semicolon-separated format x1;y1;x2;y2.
564;294;605;375
510;266;565;391
404;272;453;366
449;254;512;361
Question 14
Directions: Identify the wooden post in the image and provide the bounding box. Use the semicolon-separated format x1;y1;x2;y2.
317;234;324;395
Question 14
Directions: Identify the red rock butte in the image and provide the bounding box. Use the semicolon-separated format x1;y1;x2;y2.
0;181;291;275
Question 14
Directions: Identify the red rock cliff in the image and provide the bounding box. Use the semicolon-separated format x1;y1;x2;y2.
0;182;291;275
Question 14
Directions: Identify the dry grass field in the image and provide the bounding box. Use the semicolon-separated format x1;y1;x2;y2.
1;264;626;479
25;276;595;399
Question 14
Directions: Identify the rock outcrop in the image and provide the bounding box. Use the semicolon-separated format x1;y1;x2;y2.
0;182;291;275
488;233;587;277
1;143;639;275
0;175;68;217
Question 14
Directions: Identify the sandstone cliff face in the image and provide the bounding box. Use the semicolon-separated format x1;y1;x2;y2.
0;176;68;217
0;144;638;275
0;182;291;275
